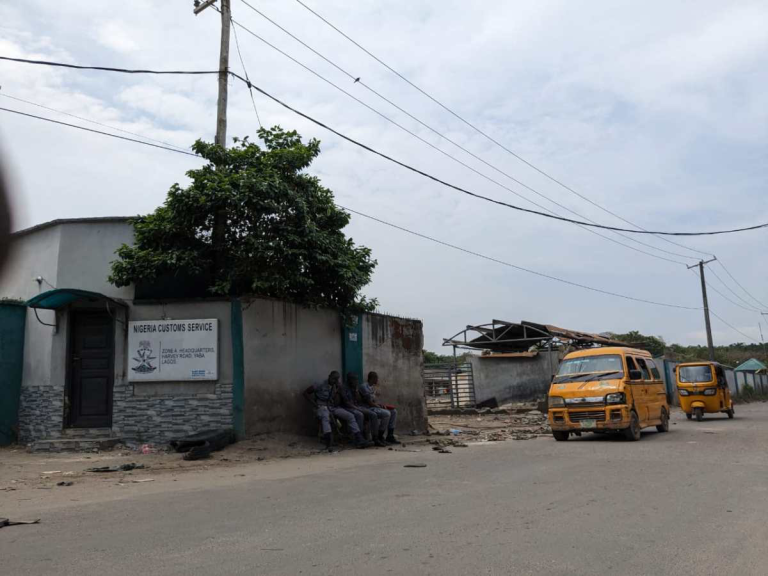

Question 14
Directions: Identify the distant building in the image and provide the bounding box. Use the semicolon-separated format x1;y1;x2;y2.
734;358;767;375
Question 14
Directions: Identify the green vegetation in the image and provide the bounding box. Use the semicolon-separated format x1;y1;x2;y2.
110;128;377;313
423;350;474;365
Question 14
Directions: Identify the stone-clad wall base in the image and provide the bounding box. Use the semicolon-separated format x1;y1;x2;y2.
18;386;64;443
112;382;233;445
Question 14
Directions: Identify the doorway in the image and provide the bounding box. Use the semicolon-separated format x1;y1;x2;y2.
67;310;114;428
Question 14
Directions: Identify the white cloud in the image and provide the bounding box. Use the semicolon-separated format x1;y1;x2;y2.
1;0;766;351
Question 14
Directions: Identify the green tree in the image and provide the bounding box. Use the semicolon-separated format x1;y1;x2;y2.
610;330;666;357
110;128;377;312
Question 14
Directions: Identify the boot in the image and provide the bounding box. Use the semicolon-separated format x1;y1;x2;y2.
354;432;370;449
373;432;388;447
386;431;399;444
323;432;332;451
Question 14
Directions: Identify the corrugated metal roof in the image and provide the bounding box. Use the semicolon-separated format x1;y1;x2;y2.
735;358;768;372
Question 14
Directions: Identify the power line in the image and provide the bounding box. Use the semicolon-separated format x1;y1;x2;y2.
237;1;696;264
707;266;765;313
0;106;200;157
710;310;760;343
337;205;699;311
0;101;700;311
230;15;263;129
292;0;715;259
243;78;768;237
5;53;768;237
688;268;763;314
717;260;768;310
0;55;221;76
0;92;191;153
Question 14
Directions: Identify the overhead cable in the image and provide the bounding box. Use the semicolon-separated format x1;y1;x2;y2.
237;1;696;263
710;310;761;343
292;0;715;259
0;102;699;311
230;17;263;129
3;53;767;237
717;260;768;310
0;106;200;157
0;92;190;153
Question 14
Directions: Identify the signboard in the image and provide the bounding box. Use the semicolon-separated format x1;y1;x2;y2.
127;319;218;382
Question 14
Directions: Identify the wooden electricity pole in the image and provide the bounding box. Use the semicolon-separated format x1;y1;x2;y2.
688;257;717;361
194;0;231;265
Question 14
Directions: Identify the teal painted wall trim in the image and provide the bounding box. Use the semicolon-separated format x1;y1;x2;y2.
230;299;246;439
0;303;26;445
342;313;364;384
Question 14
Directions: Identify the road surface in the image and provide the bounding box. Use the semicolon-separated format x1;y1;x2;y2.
3;404;768;575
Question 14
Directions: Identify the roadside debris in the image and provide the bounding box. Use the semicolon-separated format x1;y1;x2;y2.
86;463;145;473
404;463;427;468
0;518;40;529
56;481;74;487
171;429;235;461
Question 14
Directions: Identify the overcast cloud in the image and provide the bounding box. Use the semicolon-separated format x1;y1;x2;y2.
1;0;766;351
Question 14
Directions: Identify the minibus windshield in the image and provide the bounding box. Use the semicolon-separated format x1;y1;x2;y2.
554;354;624;383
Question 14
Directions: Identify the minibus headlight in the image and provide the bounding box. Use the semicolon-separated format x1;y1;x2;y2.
703;388;716;396
605;392;626;405
549;396;565;408
678;389;690;396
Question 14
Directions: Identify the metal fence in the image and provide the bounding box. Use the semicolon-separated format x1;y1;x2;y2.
423;362;476;408
735;371;768;395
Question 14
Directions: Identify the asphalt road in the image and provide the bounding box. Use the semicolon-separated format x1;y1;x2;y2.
4;404;768;576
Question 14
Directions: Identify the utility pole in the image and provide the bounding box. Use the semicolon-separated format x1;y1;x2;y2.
688;257;717;361
194;0;231;264
194;0;230;146
760;316;768;362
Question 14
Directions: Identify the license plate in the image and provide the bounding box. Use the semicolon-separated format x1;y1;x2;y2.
580;419;597;429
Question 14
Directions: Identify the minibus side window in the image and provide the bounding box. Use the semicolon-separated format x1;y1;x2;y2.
626;357;642;380
635;358;652;380
646;358;661;380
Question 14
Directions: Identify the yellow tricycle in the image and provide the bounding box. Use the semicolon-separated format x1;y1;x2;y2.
676;362;734;421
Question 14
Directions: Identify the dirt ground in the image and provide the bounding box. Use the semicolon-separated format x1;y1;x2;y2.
0;407;550;507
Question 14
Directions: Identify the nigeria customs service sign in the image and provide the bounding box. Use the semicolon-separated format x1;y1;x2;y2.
127;319;218;382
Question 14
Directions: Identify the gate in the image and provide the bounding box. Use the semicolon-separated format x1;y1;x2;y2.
0;302;26;445
423;362;476;408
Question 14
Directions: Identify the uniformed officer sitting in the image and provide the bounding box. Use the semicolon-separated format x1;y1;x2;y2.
359;371;398;444
340;372;388;447
303;371;369;451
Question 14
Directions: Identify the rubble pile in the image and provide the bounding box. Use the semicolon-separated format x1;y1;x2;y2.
427;406;551;444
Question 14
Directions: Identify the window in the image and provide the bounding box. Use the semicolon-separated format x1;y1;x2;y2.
626;357;642;380
679;365;713;383
636;358;652;380
555;354;624;382
646;358;661;380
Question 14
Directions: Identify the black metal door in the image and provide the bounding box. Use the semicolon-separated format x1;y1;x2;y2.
69;311;114;428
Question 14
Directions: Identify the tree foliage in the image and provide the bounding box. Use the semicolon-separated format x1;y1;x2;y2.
110;127;377;312
609;330;667;357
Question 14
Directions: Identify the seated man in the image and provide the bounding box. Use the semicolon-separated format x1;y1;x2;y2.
341;372;387;447
303;371;367;451
359;371;398;444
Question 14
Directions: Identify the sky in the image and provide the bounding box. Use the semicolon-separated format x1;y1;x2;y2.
1;0;766;352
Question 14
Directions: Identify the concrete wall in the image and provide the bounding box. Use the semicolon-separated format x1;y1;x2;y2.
362;314;427;433
111;300;234;444
471;351;561;405
56;221;135;300
241;298;341;436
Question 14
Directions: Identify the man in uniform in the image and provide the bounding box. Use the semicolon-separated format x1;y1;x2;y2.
340;372;388;447
359;371;398;444
303;371;367;451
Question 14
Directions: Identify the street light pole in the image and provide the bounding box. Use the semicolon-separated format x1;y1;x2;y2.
688;257;717;361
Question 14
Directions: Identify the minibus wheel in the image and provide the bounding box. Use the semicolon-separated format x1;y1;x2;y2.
623;411;641;441
552;431;569;442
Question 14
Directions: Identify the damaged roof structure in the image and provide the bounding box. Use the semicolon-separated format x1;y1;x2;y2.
443;319;628;353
